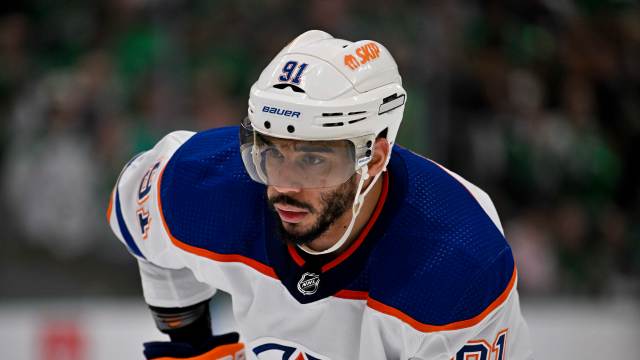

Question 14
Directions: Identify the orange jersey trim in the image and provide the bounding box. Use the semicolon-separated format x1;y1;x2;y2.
334;289;368;300
156;163;277;280
106;188;115;222
366;264;517;332
287;244;305;266
334;266;516;332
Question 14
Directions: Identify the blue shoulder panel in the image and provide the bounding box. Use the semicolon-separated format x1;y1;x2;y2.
368;147;514;327
159;126;270;265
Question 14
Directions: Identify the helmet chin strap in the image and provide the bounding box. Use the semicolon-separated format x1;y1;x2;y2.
298;165;383;255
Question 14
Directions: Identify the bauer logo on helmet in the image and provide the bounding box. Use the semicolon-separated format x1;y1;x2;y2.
262;105;301;118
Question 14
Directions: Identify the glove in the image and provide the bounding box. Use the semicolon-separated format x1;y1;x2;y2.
144;332;245;360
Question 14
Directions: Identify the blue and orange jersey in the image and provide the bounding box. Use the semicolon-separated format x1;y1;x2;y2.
107;126;532;359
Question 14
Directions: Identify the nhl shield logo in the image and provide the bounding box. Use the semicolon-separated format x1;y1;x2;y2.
297;272;320;295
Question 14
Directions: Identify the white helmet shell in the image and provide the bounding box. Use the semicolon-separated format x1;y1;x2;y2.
248;30;406;148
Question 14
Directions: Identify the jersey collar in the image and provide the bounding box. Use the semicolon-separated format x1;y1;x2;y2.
264;152;407;304
285;172;389;272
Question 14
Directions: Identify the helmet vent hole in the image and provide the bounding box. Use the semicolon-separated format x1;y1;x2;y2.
273;83;305;93
322;122;344;127
287;125;295;133
348;117;366;124
264;121;271;129
348;111;366;115
321;112;343;117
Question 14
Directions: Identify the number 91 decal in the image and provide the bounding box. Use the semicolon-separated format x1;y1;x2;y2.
454;329;507;360
279;60;308;85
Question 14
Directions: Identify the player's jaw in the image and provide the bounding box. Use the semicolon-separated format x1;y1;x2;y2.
267;177;356;246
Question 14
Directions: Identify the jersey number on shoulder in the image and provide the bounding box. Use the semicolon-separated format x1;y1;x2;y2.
137;161;161;239
454;329;507;360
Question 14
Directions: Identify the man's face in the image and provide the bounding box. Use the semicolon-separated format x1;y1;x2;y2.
267;176;357;246
259;135;358;246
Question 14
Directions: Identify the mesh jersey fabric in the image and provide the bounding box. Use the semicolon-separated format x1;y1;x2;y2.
157;126;515;327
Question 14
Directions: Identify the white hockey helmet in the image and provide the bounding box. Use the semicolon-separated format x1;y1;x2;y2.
240;30;406;190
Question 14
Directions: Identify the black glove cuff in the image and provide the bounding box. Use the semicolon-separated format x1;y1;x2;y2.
149;299;212;347
143;332;240;359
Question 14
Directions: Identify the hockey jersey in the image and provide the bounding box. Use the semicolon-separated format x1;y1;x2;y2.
107;126;533;359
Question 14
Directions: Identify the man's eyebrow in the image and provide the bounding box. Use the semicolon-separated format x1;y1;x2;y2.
259;134;335;153
294;144;335;153
257;134;274;146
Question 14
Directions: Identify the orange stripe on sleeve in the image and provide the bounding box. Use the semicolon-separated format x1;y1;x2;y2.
106;188;115;222
366;264;517;332
156;163;278;280
169;236;277;279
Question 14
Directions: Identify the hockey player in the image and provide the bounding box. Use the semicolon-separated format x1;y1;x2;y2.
107;30;533;359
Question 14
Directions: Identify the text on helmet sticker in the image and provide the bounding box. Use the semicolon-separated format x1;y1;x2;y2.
344;42;381;70
262;106;301;118
279;60;308;85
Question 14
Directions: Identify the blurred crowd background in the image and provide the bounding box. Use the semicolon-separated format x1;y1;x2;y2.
0;0;638;302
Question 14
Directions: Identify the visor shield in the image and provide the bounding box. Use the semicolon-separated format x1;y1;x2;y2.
240;121;358;189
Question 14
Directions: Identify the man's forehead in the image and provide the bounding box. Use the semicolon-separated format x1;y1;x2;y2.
259;134;349;150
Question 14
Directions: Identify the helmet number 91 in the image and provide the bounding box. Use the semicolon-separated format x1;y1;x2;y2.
279;61;308;85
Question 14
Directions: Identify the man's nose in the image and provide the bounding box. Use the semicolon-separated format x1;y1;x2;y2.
269;161;304;193
272;183;302;194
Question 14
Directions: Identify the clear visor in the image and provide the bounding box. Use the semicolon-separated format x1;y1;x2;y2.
240;119;359;189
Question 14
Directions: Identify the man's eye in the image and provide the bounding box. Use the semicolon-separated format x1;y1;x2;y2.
301;155;325;166
265;148;284;159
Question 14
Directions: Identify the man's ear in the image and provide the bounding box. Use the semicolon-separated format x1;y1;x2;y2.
367;137;390;178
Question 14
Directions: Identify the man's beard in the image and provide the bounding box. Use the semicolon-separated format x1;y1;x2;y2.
268;177;357;246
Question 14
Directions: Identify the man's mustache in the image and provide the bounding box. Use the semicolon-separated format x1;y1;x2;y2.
268;194;315;214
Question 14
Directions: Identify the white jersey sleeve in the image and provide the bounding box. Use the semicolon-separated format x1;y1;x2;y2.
138;259;216;308
107;130;216;307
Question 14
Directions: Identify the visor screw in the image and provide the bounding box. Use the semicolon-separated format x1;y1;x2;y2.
366;140;372;148
287;125;295;133
264;121;271;129
366;149;372;157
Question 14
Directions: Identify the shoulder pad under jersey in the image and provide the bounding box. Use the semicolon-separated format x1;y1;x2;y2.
367;147;516;332
107;130;195;268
